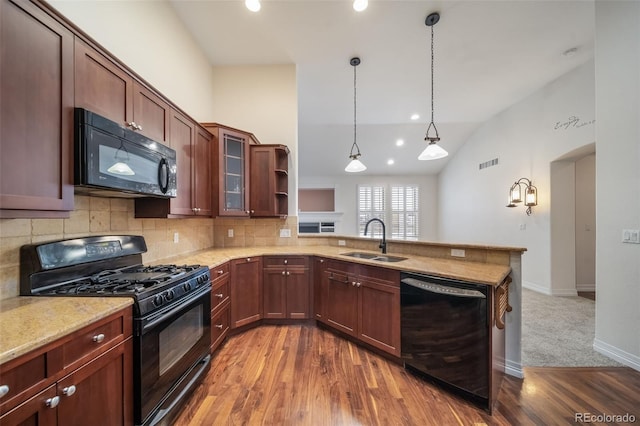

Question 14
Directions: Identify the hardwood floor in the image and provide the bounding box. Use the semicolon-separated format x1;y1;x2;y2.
174;324;640;425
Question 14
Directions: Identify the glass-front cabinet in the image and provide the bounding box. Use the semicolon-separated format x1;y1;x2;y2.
202;123;255;217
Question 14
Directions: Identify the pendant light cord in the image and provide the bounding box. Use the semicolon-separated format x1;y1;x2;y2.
425;20;439;142
430;24;434;125
351;58;361;157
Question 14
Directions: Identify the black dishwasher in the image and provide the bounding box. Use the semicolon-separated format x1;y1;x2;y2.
400;271;490;408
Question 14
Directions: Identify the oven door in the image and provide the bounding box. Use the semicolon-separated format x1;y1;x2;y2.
134;284;211;426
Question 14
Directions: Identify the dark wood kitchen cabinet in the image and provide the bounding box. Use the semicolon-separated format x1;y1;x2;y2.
0;0;74;217
75;38;170;143
135;111;212;218
262;256;310;319
317;259;401;357
312;257;328;322
0;307;133;425
230;256;263;329
201;123;258;217
250;145;289;218
210;263;230;353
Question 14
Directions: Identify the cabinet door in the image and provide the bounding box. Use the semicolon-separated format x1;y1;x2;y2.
56;338;133;426
263;268;287;319
169;109;195;216
230;257;262;328
0;0;74;215
74;38;133;127
313;258;328;322
193;127;212;216
132;81;170;143
358;278;401;357
0;384;57;425
325;269;358;337
250;145;275;217
286;267;310;319
211;304;230;354
218;129;250;217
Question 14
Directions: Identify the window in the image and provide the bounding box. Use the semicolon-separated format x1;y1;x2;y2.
357;184;419;240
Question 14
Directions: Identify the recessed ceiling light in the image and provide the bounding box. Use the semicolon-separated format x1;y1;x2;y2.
245;0;260;12
387;159;395;165
353;0;368;12
410;114;420;120
396;139;404;147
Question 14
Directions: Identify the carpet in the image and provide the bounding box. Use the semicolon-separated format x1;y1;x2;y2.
521;288;622;367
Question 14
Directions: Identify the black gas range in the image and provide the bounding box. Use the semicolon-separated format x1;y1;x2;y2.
20;235;212;426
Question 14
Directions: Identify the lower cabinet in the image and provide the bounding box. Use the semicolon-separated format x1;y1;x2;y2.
0;307;133;426
314;258;401;357
262;256;310;319
230;257;263;329
210;263;230;353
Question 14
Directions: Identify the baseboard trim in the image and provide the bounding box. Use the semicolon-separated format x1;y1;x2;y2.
522;281;552;295
593;338;640;371
576;283;595;292
551;288;579;297
505;360;524;379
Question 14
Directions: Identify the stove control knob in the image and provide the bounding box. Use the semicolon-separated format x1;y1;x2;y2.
183;282;192;292
166;290;175;301
153;294;164;306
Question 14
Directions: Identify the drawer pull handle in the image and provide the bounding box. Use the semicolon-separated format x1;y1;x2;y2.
356;282;361;287
46;396;60;408
92;333;105;343
215;324;223;329
217;270;224;275
214;293;224;298
63;385;76;397
246;257;251;262
286;271;290;276
0;385;9;398
284;259;288;264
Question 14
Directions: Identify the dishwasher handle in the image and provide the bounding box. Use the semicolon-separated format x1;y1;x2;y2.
401;277;486;299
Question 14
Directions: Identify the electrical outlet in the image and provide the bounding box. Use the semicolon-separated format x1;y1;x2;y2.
280;229;291;238
622;229;640;244
451;249;465;258
338;240;346;246
173;232;179;244
228;229;234;238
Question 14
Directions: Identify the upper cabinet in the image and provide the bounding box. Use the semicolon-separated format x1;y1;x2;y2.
202;124;256;217
74;39;170;143
135;111;212;218
0;0;75;217
250;145;289;218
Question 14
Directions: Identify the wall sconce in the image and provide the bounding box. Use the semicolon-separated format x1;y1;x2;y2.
506;178;537;215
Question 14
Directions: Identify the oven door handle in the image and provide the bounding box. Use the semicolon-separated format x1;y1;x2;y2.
140;284;211;334
401;278;486;299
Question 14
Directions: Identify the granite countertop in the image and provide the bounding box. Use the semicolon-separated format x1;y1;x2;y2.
159;246;512;286
0;245;511;365
0;296;133;364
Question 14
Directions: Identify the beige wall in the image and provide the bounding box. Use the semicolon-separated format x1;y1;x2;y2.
575;154;596;291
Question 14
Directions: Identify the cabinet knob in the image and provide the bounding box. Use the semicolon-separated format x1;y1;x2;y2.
251;210;255;214
356;282;361;287
282;271;286;275
284;259;288;264
245;210;250;214
352;281;357;286
320;259;324;263
246;257;251;262
215;324;223;329
286;271;290;276
62;385;76;397
136;124;142;131
0;385;9;398
214;293;224;298
92;333;105;343
46;396;60;408
217;270;224;275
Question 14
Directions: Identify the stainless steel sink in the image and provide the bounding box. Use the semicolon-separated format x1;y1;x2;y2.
341;252;407;263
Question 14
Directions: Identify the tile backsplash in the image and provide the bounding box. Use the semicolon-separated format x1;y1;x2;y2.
0;196;296;300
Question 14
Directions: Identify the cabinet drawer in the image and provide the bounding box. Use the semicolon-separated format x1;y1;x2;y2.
211;277;230;313
356;264;400;287
263;256;309;268
210;263;230;281
59;308;131;372
0;352;48;415
211;305;230;353
0;384;57;425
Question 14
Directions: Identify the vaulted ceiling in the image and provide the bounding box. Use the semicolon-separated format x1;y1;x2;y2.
169;0;594;176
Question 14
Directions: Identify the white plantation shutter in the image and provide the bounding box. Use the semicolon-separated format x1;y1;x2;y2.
357;185;385;237
391;185;419;240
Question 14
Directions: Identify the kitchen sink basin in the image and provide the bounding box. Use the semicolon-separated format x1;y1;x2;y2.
341;252;407;263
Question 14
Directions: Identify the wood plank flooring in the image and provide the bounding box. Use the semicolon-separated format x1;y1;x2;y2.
174;324;640;425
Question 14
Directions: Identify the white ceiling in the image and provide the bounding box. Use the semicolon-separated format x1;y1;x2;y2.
169;0;595;177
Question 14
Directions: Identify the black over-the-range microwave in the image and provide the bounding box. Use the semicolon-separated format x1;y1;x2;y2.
74;108;177;198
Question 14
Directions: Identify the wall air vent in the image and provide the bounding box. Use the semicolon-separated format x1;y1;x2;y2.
479;157;499;170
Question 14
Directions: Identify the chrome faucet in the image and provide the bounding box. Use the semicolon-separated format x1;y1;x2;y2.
364;218;387;254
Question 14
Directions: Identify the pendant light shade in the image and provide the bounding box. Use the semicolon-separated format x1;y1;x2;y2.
420;12;448;161
345;57;366;173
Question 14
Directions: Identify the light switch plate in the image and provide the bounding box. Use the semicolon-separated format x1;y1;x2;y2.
228;229;234;238
451;249;466;258
173;232;179;243
280;229;291;238
338;240;346;246
622;229;640;244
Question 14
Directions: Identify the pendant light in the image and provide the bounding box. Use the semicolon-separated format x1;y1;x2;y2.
419;12;448;161
345;57;367;173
